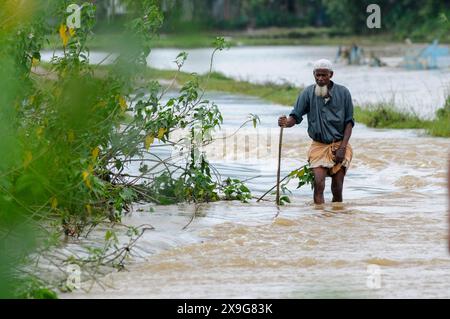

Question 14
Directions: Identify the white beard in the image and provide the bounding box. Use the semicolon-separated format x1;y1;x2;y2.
315;85;328;97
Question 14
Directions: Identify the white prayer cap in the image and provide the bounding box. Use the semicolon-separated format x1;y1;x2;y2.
313;59;333;71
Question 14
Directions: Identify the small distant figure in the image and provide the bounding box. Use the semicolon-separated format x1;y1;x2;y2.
335;46;342;63
349;43;364;65
335;46;349;64
369;52;386;67
336;44;365;65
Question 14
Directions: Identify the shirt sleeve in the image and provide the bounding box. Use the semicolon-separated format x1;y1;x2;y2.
344;89;355;128
289;90;310;125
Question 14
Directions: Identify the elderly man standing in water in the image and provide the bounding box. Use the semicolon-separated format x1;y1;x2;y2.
278;59;355;205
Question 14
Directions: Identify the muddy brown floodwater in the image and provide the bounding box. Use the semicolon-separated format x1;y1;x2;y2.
63;92;450;299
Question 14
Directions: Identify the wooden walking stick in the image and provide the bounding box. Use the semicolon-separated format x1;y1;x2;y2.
276;126;284;205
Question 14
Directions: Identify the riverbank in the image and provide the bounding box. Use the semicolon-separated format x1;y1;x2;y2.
44;28;444;51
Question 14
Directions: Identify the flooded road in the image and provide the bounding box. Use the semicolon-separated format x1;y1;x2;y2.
64;92;450;299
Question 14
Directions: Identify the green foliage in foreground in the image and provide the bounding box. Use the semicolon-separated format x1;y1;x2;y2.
1;0;253;298
16;277;58;299
279;165;315;206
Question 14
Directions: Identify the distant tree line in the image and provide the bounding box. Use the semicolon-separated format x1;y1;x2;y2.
94;0;450;39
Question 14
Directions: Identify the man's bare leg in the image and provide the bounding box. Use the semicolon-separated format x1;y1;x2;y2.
313;167;328;205
331;168;346;202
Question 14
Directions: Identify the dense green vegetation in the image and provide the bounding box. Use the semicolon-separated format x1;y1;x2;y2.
96;0;450;43
43;1;450;50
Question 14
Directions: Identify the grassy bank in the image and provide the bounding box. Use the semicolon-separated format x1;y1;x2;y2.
44;28;416;50
45;33;215;51
141;67;450;137
142;68;301;106
353;101;450;137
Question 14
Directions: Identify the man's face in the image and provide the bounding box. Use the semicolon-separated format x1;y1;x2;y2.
314;69;333;87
